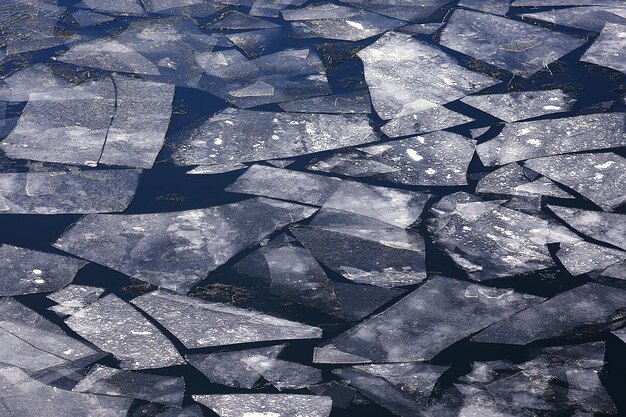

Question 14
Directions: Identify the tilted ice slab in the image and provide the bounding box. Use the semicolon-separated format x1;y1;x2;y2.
250;0;308;18
171;108;377;166
71;10;115;27
77;0;145;16
476;113;626;166
65;294;184;370
314;276;544;363
581;23;626;75
460;90;574;123
278;90;371;114
333;282;405;321
457;0;511;15
207;10;280;30
357;31;498;120
0;64;71;103
522;6;626;32
193;394;332;417
242;352;323;390
0;169;141;214
556;240;626;276
472;282;626;345
131;290;322;348
47;284;105;317
524;152;626;211
440;9;586;78
513;0;626;5
54;198;317;292
340;0;451;22
476;163;573;199
0;244;87;297
548;205;626;250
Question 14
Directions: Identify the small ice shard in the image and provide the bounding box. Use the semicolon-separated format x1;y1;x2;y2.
71;10;116;27
514;177;574;199
460;90;574;123
1;79;115;167
581;23;626;75
548;206;626;250
0;169;141;214
278;90;371;114
207;11;280;30
193;394;332;417
398;22;445;35
229;80;275;98
131;290;322;348
476;113;626;166
185;163;247;175
99;76;175;169
0;65;71;102
380;100;473;138
172;109;377;166
357;31;498;120
226;165;343;206
291;209;427;287
333;282;405;321
476;163;538;195
457;0;511;15
0;366;132;417
307;150;399;178
524;152;626;211
54;198;316;292
429;192;564;280
77;0;145;16
47;285;105;317
473;282;626;345
0;244;86;296
242;354;322;390
440;9;586;78
65;294;184;370
556;241;626;276
314;276;544;363
0;298;103;373
335;363;449;417
340;0;451;21
73;365;184;406
522;7;626;32
186;345;285;389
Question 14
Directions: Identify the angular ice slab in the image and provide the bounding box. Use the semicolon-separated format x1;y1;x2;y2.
472;283;626;345
357;32;497;119
0;169;141;214
476;163;572;198
460;90;574;123
0;366;132;417
131;291;322;348
581;23;626;75
0;64;71;103
193;394;332;417
172;109;377;166
0;244;86;296
556;241;626;276
522;7;626;32
380;100;473;138
0;298;103;373
333;282;405;321
457;0;511;15
54;198;316;292
340;0;451;22
440;9;586;77
314;276;544;363
65;294;184;370
73;365;184;406
47;285;105;317
476;113;626;166
548;206;626;250
242;354;323;390
186;345;285;389
278;90;371;114
77;0;145;16
525;152;626;211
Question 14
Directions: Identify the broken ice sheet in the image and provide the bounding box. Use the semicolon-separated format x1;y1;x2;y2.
315;276;544;363
440;9;586;78
333;282;406;321
556;241;626;276
278;90;371;114
73;365;184;407
54;198;316;292
457;0;511;15
193;394;332;417
582;23;626;75
358;31;498;119
548;205;626;250
47;284;105;317
186;345;285;389
0;169;141;214
380;100;473;138
0;298;103;373
514;177;575;199
476;113;626;166
0;365;132;417
250;0;308;18
0;64;72;103
291;208;427;287
522;7;626;32
77;0;145;16
171;108;377;166
65;294;184;370
207;11;280;30
340;0;451;22
472;282;626;345
460;89;575;123
513;0;626;5
476;163;573;199
524;152;626;211
225;28;284;58
71;10;116;27
335;363;449;417
242;354;322;390
131;290;322;348
307;150;399;177
0;244;86;296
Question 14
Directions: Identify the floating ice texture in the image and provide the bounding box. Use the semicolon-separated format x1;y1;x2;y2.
581;23;626;75
54;198;317;292
439;9;587;78
193;394;333;417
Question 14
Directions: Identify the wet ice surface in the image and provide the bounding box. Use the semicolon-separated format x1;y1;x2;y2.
1;0;626;416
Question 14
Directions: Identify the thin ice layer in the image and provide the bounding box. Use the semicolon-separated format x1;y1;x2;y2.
54;198;316;292
440;9;586;77
0;64;71;102
278;90;371;114
0;169;141;214
556;241;626;276
548;205;626;250
242;354;323;390
131;291;322;348
65;294;184;370
581;23;626;75
522;7;626;32
193;394;333;417
357;31;497;119
314;276;544;363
